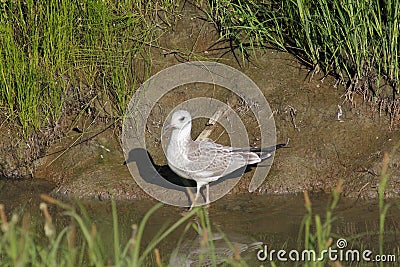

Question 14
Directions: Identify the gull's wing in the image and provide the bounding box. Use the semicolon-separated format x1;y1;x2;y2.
182;141;261;179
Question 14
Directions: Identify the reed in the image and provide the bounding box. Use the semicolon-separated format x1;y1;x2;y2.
297;180;342;266
0;0;177;138
204;0;400;116
0;195;200;266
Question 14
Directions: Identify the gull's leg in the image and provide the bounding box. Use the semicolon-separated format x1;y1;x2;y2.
206;183;210;208
188;183;201;211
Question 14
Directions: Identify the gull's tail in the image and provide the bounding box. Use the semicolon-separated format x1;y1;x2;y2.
233;142;288;162
251;143;287;161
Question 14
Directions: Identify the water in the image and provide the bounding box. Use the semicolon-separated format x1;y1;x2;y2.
1;178;399;265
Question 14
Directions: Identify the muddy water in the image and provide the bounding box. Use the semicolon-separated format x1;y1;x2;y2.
1;179;399;265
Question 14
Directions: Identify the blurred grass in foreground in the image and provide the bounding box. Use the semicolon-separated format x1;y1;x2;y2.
0;196;253;266
294;151;397;267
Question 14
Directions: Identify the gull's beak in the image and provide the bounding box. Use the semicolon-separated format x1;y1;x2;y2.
163;124;175;132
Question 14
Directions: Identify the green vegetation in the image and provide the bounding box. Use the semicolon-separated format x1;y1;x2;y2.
378;153;393;267
0;195;195;266
204;0;400;122
0;0;178;137
297;181;342;266
0;195;253;266
292;153;397;267
4;0;398;139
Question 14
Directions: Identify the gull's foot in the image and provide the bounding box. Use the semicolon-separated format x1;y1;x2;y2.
180;206;193;216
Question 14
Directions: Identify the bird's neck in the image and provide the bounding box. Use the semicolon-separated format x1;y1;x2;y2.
170;124;192;150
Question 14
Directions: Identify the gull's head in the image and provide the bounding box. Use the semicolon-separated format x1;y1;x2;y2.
165;109;192;131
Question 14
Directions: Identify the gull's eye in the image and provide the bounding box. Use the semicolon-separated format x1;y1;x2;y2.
179;116;185;122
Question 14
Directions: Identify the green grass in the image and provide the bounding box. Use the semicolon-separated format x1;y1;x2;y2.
0;195;197;266
294;152;397;266
0;195;254;266
378;151;397;267
296;181;342;266
203;0;400;122
0;0;178;138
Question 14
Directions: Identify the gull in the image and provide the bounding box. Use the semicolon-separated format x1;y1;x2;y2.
165;109;284;210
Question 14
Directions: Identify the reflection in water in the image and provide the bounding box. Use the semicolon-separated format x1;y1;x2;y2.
169;216;262;267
